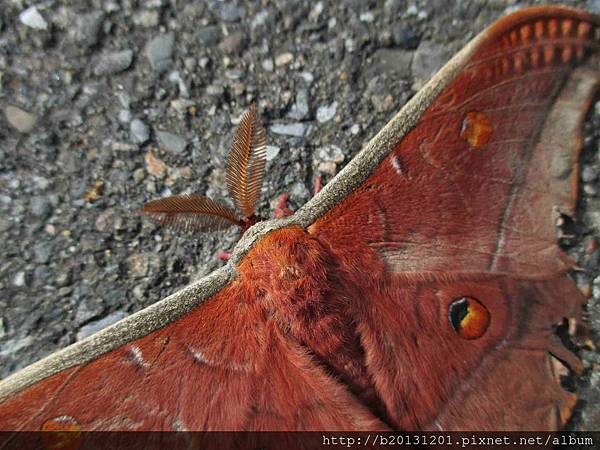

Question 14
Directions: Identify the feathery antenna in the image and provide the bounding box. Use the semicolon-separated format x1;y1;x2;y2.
226;103;267;217
140;103;268;235
141;195;239;233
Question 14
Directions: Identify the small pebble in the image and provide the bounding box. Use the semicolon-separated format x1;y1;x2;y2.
34;175;50;189
133;168;146;184
318;161;337;175
288;89;310;120
266;145;280;161
0;336;34;357
4;105;36;133
55;270;72;287
582;166;598;183
219;32;245;55
118;109;132;124
83;181;104;203
215;3;246;22
94;50;134;76
315;145;345;175
30;196;53;218
33;241;53;264
19;6;48;30
145;33;175;73
359;12;375;22
117;92;131;109
111;142;137;152
275;52;294;66
289;182;310;202
316;145;345;164
225;69;243;80
145;180;157;194
0;218;10;233
126;253;150;278
167;71;189;98
584;184;598;196
184;57;197;71
133;10;160;27
170;99;196;114
13;271;26;287
72;11;105;48
298;72;314;84
196;26;221;46
316;102;338;123
270;123;310;137
251;10;269;28
310;2;324;20
130;119;150;144
384;0;403;15
369;48;413;78
156;131;187;154
262;58;274;72
74;293;104;324
371;94;395;113
132;284;147;300
391;24;420;49
206;84;225;97
44;224;56;236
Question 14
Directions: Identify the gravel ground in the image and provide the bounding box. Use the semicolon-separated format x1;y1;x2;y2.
1;0;599;431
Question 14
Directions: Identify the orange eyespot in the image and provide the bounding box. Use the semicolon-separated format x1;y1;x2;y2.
448;297;490;339
41;416;83;450
460;111;492;148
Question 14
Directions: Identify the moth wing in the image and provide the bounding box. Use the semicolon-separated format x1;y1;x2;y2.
309;6;599;430
0;277;384;432
311;6;599;279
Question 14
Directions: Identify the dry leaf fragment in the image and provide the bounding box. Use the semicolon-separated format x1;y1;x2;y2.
145;150;168;178
83;181;104;203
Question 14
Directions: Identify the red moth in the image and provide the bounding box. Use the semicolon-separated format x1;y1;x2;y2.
0;5;599;434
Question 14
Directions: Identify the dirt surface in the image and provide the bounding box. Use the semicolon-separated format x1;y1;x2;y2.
1;0;599;431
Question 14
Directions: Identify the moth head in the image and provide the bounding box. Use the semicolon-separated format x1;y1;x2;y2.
239;227;331;317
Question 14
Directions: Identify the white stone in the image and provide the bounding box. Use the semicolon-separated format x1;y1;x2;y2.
275;52;294;66
13;271;26;287
19;6;48;30
316;101;338;123
266;145;280;161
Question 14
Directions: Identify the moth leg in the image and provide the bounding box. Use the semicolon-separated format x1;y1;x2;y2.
274;194;294;218
218;251;231;261
314;175;323;194
274;176;323;219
